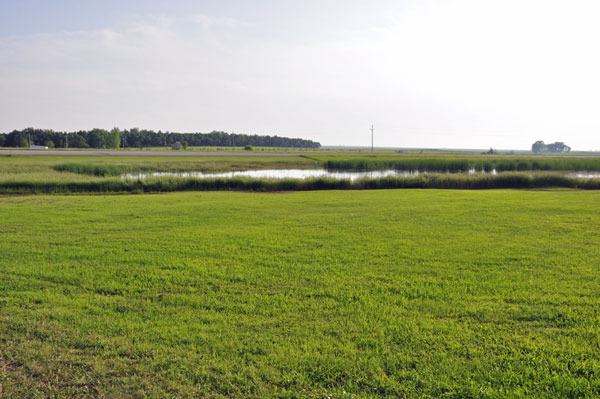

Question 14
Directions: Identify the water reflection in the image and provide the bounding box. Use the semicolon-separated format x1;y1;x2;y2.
122;169;497;180
571;173;600;178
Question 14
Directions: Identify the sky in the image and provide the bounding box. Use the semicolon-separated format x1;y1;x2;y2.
1;0;600;150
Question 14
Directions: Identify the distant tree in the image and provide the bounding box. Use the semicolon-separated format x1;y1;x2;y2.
547;142;571;153
69;134;89;148
45;140;55;148
172;141;182;150
0;128;322;149
88;128;110;148
0;134;5;147
109;127;121;149
244;145;253;151
532;141;546;153
532;141;571;153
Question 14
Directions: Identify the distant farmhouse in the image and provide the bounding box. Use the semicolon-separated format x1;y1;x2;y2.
532;141;571;153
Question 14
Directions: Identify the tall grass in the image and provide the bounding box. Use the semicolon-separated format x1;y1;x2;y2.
325;157;600;172
1;174;598;194
52;163;125;176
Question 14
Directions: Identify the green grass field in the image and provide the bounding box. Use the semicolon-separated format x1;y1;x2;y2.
1;190;599;398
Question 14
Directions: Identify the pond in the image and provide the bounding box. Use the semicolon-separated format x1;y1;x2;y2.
122;169;497;180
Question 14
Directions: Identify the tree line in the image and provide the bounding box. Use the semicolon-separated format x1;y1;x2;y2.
0;128;321;149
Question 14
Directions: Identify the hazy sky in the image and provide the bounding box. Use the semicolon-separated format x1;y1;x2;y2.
1;0;599;149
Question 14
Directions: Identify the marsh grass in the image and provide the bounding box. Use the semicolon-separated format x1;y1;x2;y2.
324;157;600;172
3;155;600;194
52;163;126;176
1;173;598;194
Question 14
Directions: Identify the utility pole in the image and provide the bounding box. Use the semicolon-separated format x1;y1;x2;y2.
65;133;68;149
371;124;374;153
28;131;31;147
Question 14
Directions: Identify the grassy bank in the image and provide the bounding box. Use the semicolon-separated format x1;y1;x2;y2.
0;155;315;176
1;190;599;398
1;173;599;194
323;156;600;172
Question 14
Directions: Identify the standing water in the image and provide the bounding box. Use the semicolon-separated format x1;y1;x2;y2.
122;169;497;180
571;173;600;178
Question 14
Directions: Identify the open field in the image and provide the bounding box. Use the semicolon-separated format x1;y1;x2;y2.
0;149;403;157
0;149;325;157
1;190;599;398
0;155;316;175
2;147;599;157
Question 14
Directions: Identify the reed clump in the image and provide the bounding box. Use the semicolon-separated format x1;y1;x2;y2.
325;157;600;172
0;173;597;194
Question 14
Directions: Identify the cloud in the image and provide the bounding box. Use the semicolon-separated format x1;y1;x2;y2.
1;3;600;149
191;14;252;30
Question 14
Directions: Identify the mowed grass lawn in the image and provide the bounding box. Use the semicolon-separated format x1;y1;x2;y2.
0;190;599;398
